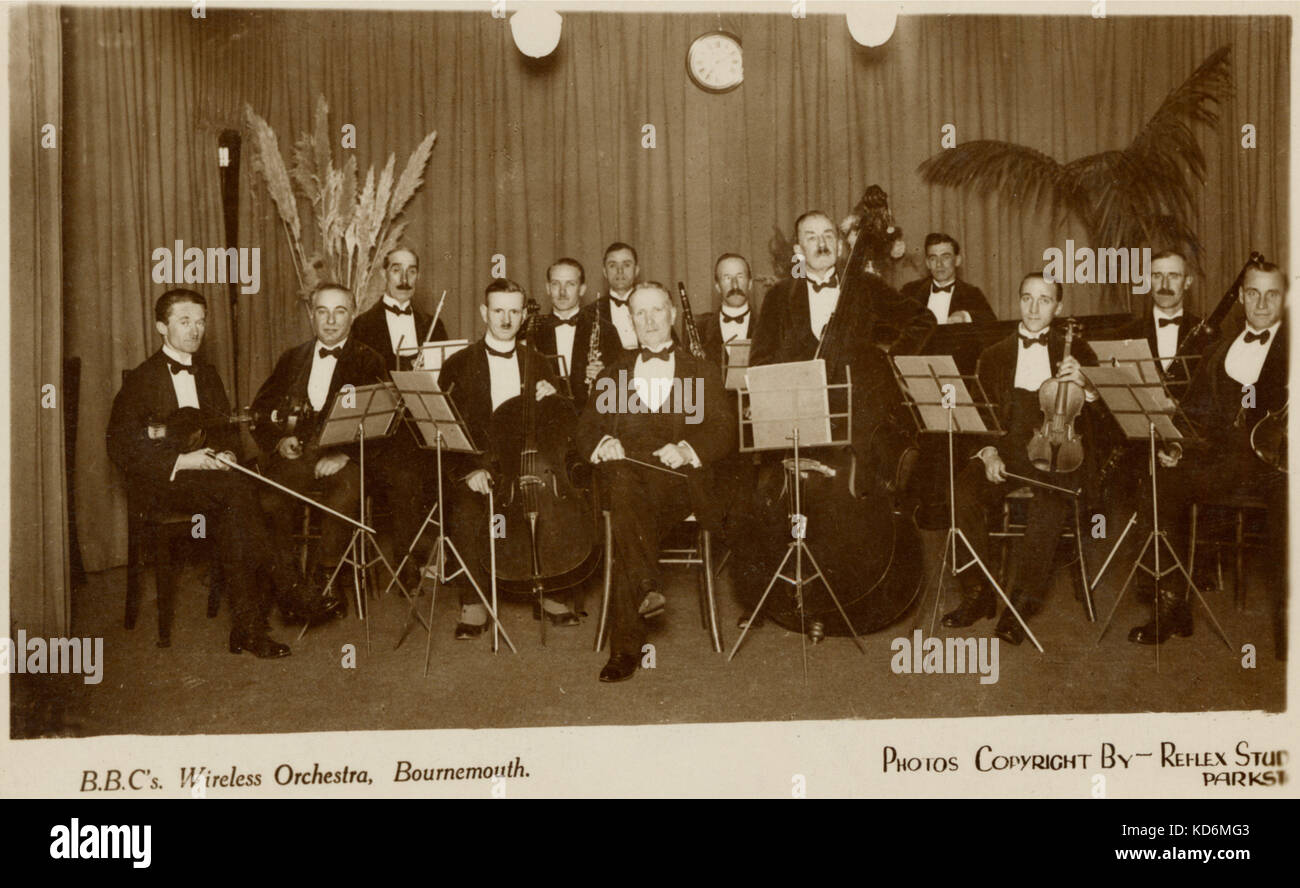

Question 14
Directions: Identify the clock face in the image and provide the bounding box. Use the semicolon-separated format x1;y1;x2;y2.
687;31;743;93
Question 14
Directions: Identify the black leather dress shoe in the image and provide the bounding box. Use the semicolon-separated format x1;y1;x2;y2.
599;653;638;683
532;603;581;627
942;587;997;628
737;610;765;630
455;621;487;640
994;609;1026;646
1127;601;1193;645
637;581;665;620
229;630;291;659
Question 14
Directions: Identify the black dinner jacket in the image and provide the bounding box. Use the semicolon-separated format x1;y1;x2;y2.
1182;322;1288;448
694;306;758;370
438;338;563;475
352;298;449;372
529;310;589;405
107;349;237;489
899;277;998;326
249;337;387;456
976;325;1100;453
1116;308;1203;383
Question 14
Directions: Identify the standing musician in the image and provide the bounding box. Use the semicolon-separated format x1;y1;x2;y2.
944;272;1100;645
574;242;642;385
438;278;577;638
532;257;595;407
1126;258;1287;656
577;282;735;682
694;252;758;368
351;246;449;586
107;289;327;659
250;282;387;608
899;233;997;326
1117;250;1202;384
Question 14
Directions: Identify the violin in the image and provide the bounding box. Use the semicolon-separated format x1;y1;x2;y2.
1250;401;1287;474
147;401;313;452
1027;319;1086;473
485;298;600;638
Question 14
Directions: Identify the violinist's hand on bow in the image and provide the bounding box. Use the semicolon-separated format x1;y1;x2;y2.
277;436;303;460
175;448;230;472
1157;443;1183;469
978;447;1008;484
465;469;493;495
535;380;557;400
654;443;691;470
314;452;350;479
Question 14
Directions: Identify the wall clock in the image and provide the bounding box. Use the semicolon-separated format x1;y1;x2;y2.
686;30;743;93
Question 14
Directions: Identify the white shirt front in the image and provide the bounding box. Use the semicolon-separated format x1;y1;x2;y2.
1224;321;1280;387
383;296;420;357
633;346;675;412
308;338;345;412
552;307;579;376
806;271;839;340
162;344;200;409
718;305;750;342
608;292;639;349
926;280;956;324
485;333;522;410
1153;307;1183;371
1013;325;1053;392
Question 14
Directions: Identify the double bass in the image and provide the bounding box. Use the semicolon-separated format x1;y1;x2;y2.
484;300;601;638
742;186;924;638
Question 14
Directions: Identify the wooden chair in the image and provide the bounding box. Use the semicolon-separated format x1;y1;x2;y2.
1188;492;1270;608
990;486;1092;615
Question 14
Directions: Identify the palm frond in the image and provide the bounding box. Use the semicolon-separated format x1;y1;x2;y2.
918;140;1067;216
390;130;438;219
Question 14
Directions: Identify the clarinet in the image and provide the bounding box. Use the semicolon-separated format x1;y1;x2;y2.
676;282;707;360
585;304;602;374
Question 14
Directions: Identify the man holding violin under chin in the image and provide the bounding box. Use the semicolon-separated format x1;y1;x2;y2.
944;272;1099;645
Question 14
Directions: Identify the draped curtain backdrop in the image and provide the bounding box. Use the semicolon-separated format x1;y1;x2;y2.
55;9;1288;577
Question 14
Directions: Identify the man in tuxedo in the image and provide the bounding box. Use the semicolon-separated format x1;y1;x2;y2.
577;282;736;682
1117;250;1202;385
694;252;756;369
350;247;449;584
531;257;594;407
900;233;997;326
574;243;641;387
943;273;1100;645
1126;259;1287;656
438;278;577;638
107;289;323;658
251;282;388;601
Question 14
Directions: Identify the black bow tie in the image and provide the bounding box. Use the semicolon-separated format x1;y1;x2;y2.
721;310;749;325
609;294;630;307
930;285;954;297
384;302;413;316
1244;328;1271;345
485;342;516;359
165;357;193;376
1019;332;1049;348
809;275;839;294
552;315;579;328
1157;315;1183;328
318;345;344;360
639;346;673;364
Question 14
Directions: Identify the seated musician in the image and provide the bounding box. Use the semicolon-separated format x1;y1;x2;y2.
250;282;387;610
1127;258;1287;655
438;278;577;639
694;252;757;369
577;282;735;683
899;233;997;326
107;289;327;659
1117;250;1202;384
351;247;449;588
944;272;1099;645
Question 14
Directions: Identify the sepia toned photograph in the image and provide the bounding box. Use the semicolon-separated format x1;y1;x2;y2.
4;0;1294;799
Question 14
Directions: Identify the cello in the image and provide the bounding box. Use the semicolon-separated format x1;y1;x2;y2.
483;299;601;639
742;186;924;638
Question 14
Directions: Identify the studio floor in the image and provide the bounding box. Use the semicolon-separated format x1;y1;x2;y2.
12;520;1287;740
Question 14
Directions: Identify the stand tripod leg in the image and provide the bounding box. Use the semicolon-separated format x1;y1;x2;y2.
799;542;865;654
1095;532;1154;644
951;527;1042;653
448;537;517;654
1089;511;1137;594
1074;500;1095;622
923;529;954;636
727;543;795;662
383;498;441;597
1160;533;1233;651
422;537;444;677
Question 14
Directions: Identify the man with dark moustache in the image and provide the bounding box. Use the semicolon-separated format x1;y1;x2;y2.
1125;258;1287;658
942;272;1100;645
1116;250;1203;385
438;278;578;638
107;289;327;658
694;252;758;369
577;282;735;683
250;282;388;606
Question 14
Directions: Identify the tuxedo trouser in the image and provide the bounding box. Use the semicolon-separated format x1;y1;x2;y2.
954;453;1079;614
261;451;362;573
445;482;492;607
369;427;437;571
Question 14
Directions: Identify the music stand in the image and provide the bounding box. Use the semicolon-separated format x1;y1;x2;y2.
723;338;751;391
1082;361;1232;662
313;383;409;653
385;372;518;672
891;356;1046;653
727;360;863;679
